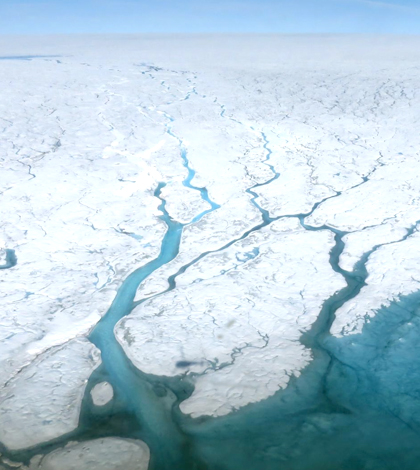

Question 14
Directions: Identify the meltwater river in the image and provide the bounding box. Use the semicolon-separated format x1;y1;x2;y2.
4;111;420;470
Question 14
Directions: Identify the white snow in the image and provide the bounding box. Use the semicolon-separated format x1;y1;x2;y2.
90;381;114;406
117;218;346;417
28;438;150;470
1;34;420;436
0;339;100;451
332;228;420;337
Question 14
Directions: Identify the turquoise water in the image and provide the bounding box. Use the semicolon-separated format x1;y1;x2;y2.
2;106;419;468
184;293;420;470
162;111;220;224
6;176;420;469
0;249;17;269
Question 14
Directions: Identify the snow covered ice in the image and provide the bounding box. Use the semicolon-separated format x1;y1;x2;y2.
2;34;420;470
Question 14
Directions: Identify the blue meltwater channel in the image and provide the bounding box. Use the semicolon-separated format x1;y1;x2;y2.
3;124;420;469
87;183;203;469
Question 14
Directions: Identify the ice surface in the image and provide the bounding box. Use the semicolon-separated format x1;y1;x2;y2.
90;381;114;406
332;227;420;336
1;34;420;467
117;218;345;416
28;438;149;470
0;339;100;450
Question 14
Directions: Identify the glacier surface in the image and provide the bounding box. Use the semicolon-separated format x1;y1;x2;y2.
1;34;420;470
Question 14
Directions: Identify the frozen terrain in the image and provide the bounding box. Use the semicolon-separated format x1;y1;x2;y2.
1;35;420;469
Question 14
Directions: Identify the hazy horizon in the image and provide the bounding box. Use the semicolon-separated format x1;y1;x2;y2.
1;0;420;35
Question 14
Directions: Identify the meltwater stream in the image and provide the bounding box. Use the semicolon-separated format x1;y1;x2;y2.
83;175;420;470
5;133;420;470
84;150;222;468
183;256;420;470
3;87;420;468
84;190;420;470
160;111;220;224
6;195;420;470
87;184;189;468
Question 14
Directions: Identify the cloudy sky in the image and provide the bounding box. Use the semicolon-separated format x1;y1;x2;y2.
0;0;419;34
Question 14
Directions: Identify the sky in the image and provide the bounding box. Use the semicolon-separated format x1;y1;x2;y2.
0;0;420;34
